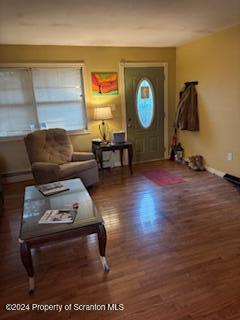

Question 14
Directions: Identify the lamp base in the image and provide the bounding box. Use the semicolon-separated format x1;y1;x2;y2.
99;120;109;141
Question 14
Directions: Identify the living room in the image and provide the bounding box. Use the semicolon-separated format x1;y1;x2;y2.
0;1;240;319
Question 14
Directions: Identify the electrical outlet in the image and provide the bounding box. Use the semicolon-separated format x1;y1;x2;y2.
227;152;233;161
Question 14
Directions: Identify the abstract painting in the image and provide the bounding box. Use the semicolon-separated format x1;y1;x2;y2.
91;72;118;96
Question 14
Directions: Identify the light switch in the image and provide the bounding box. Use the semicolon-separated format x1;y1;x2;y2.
227;152;233;161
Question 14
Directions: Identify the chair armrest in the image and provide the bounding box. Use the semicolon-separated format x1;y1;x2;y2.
32;162;60;184
72;152;95;162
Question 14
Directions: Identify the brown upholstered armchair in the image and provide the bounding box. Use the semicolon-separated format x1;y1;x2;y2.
24;128;99;187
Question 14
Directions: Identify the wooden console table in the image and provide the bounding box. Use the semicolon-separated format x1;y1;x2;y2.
92;142;133;174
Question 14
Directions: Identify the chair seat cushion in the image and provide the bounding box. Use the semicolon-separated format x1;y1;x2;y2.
59;160;97;179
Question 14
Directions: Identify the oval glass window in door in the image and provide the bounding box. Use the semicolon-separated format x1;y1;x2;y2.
136;78;155;128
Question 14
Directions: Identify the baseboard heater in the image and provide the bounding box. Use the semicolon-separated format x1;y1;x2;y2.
1;169;33;183
223;173;240;186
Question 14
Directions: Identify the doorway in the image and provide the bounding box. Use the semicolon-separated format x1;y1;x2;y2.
122;64;167;162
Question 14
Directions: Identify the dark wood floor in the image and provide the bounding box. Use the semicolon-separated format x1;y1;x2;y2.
1;160;240;320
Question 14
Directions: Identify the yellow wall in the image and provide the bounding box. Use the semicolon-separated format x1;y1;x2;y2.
176;24;240;176
0;45;176;174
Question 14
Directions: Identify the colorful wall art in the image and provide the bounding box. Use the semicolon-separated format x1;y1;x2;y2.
91;72;118;96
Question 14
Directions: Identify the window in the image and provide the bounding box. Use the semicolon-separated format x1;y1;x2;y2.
0;67;87;137
136;78;155;129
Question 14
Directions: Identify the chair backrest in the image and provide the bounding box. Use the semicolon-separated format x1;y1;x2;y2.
24;128;73;165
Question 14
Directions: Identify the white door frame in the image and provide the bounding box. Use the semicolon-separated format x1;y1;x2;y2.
119;62;169;159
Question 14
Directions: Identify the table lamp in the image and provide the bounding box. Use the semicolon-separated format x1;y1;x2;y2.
94;106;113;141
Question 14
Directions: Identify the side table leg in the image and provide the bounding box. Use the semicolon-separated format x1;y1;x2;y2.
19;239;35;294
97;149;103;170
97;224;110;272
120;149;124;167
128;145;133;174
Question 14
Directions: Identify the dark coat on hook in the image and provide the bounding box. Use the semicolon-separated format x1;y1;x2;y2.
175;83;199;131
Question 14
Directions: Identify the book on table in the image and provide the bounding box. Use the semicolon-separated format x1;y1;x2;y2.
37;181;69;196
38;209;77;224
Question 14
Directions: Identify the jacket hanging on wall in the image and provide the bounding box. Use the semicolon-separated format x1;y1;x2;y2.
175;82;199;131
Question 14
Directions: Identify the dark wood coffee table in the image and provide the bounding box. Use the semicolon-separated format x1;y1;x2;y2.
19;178;109;293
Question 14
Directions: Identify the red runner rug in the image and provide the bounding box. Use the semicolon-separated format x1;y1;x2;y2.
141;169;185;186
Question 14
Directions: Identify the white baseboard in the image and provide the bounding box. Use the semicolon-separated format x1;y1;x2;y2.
205;166;225;178
184;157;225;178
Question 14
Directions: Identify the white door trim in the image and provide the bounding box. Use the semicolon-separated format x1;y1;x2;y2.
119;62;169;159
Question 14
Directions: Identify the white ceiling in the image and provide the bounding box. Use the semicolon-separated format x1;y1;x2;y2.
0;0;240;47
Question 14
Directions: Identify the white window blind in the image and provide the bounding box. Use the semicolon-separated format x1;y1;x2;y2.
0;67;87;137
32;68;87;131
0;69;38;136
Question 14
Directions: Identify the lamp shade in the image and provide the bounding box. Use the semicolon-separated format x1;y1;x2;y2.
94;106;112;120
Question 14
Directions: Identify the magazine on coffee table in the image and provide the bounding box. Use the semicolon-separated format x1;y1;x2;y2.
38;182;69;196
38;209;77;224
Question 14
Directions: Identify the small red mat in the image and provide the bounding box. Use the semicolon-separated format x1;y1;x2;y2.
141;169;185;186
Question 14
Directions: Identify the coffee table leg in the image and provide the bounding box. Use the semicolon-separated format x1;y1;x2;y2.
97;224;110;272
19;239;35;294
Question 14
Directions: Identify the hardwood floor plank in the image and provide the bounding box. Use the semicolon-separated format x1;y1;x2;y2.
0;161;240;319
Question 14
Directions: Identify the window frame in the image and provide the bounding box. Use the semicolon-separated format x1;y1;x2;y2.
135;77;155;129
0;63;90;141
